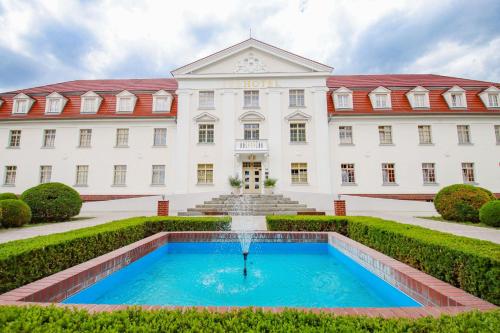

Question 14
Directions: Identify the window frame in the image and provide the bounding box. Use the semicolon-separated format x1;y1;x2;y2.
418;125;433;145
341;163;356;185
339;126;353;145
378;125;393;145
153;128;167;146
422;162;437;184
198;123;215;144
289;89;305;107
39;165;52;184
42;129;56;148
495;125;500;145
197;163;214;184
3;165;17;186
457;125;471;144
243;90;259;108
8;130;21;148
78;129;92;148
151;165;166;186
291;162;308;185
381;163;397;185
198;91;215;109
115;128;129;147
112;165;127;186
289;122;306;143
461;162;476;184
244;123;260;140
75;165;89;186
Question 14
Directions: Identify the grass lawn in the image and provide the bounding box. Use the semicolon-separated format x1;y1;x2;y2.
416;216;498;229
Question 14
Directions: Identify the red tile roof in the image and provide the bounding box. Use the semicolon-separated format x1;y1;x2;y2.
327;74;500;115
0;78;178;120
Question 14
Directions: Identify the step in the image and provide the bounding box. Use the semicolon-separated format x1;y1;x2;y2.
187;207;316;212
196;203;308;208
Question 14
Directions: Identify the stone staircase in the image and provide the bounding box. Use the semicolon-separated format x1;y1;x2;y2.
177;194;317;216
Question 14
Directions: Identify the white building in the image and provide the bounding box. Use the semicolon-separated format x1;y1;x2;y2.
0;38;499;204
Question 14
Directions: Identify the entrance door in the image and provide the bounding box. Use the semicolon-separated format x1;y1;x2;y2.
242;162;262;194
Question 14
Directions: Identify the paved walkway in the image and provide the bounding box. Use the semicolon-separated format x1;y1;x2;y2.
0;211;151;244
354;211;500;244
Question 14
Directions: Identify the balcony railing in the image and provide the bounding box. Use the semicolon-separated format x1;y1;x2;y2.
235;139;268;153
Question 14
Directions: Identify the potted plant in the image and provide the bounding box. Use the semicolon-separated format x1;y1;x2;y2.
264;178;277;195
228;175;242;195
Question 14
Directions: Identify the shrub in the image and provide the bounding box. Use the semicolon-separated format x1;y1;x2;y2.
264;178;277;187
0;192;17;201
477;186;497;201
267;215;500;305
434;184;493;222
0;199;31;228
228;175;242;188
0;306;498;332
20;182;83;223
479;200;500;227
0;216;230;293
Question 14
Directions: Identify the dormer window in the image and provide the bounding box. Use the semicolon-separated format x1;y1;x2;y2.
443;86;466;109
369;86;392;110
332;87;353;110
45;92;67;115
478;86;500;109
0;98;3;108
12;93;35;114
152;90;173;113
406;86;430;109
80;91;103;114
116;90;137;113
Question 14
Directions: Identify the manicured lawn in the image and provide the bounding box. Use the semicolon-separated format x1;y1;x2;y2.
417;216;498;229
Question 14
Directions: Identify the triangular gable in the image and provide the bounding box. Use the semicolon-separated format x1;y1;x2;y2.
285;111;312;122
193;112;219;122
172;38;332;77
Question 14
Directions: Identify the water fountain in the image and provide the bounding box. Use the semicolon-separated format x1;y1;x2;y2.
238;232;253;277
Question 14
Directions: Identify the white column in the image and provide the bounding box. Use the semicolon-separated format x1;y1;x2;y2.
266;88;283;191
173;89;192;194
312;87;332;193
220;89;238;191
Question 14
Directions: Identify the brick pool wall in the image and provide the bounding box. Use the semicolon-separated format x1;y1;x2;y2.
0;231;496;317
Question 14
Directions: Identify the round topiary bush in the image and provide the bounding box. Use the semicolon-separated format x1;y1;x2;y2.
0;199;32;228
21;183;82;223
0;192;17;201
434;184;493;223
477;186;497;201
479;200;500;227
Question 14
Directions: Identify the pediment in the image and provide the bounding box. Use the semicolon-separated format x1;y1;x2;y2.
172;38;332;77
193;112;219;122
285;110;311;121
239;111;265;122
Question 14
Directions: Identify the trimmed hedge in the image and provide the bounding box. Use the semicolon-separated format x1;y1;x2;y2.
21;182;82;223
0;199;31;228
0;307;498;332
479;200;500;227
267;216;500;305
0;216;230;293
0;193;17;201
434;184;493;222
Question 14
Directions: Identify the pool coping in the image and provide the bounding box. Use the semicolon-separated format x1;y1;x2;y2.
0;231;496;318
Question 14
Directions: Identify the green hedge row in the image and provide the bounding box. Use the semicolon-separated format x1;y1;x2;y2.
0;306;498;332
266;216;500;305
0;216;230;293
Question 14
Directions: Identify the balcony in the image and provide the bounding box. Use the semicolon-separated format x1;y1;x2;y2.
235;139;268;154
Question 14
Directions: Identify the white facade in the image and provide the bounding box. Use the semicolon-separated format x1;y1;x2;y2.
1;39;499;199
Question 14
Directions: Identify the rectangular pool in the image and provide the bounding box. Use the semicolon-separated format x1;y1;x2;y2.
63;242;420;308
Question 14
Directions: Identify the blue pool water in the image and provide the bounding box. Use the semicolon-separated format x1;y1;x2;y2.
63;242;420;307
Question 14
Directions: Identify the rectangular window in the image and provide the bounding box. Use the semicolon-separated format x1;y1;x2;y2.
116;128;129;147
153;128;167;146
42;129;56;148
414;94;426;108
75;165;89;186
337;94;349;108
422;163;436;184
378;125;393;144
4;166;17;186
418;125;432;144
244;124;260;140
47;98;60;113
290;123;306;142
197;163;213;184
82;97;97;113
289;89;305;107
339;126;353;144
495;125;500;144
117;97;133;112
291;163;308;184
457;125;471;144
113;165;127;186
462;162;475;183
382;163;396;184
154;97;169;112
198;124;214;143
39;165;52;184
375;94;388;108
8;130;21;148
244;90;259;108
488;94;499;107
14;100;27;114
341;163;356;184
451;93;464;107
151;165;166;185
79;129;92;147
199;91;215;108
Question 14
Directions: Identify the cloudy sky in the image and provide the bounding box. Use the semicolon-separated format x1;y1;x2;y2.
1;0;499;92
